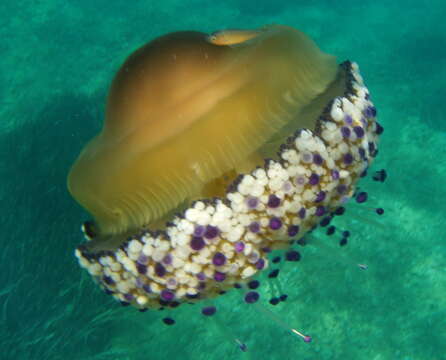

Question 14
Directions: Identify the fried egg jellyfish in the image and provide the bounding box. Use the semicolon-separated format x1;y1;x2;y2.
68;25;384;349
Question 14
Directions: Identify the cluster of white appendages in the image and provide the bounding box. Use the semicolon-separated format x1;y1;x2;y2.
75;61;380;310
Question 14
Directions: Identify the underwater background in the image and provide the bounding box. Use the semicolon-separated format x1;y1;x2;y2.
1;0;445;359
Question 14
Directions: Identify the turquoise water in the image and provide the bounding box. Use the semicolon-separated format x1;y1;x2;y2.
1;1;445;359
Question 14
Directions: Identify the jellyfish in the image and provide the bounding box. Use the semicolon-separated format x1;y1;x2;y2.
69;25;383;346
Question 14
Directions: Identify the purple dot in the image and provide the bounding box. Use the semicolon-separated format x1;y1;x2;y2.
167;278;177;287
162;317;175;325
160;289;175;301
287;225;299;237
123;293;134;302
255;258;265;270
194;225;205;237
315;206;326;216
295;176;306;185
356;191;368;203
204;225;219;239
313;153;324;165
244;291;260;304
196;272;206;281
344;114;353;125
270;297;279;305
326;225;336;235
360;117;368;127
247;251;259;263
343;153;354;165
137;254;149;265
155;263;166;277
358;147;366;160
212;252;226;266
136;277;144;288
320;216;332;227
269;217;282;230
298;207;306;219
353;126;365;138
285;250;301;262
282;182;292;192
202;306;217;316
186;292;200;299
373;169;386;182
267;194;281;208
268;269;280;278
248;222;260;233
162;254;172;265
246;196;259;209
248;280;260;289
102;275;114;285
214;271;226;282
364;106;376;118
341;126;351;138
364;107;372;118
279;294;288;302
315;191;326;202
142;284;151;293
136;263;147;275
190;236;205;251
309;173;319;185
331;170;340;180
337;184;347;194
234;241;245;252
375;122;384;134
302;152;313;163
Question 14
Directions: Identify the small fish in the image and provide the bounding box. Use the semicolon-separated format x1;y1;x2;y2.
207;29;261;46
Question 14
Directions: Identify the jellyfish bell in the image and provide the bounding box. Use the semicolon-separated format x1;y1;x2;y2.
69;24;382;329
68;25;338;236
